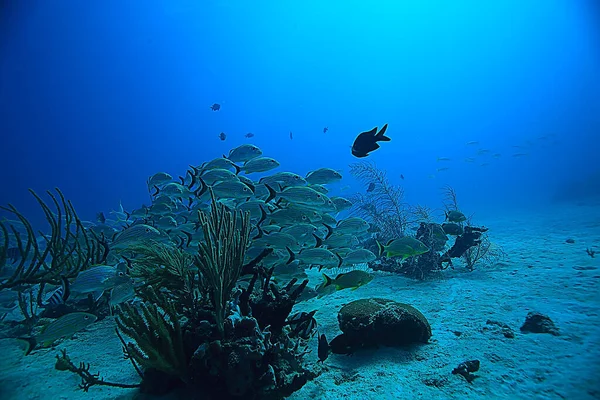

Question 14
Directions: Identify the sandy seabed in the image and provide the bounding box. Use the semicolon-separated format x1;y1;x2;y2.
1;200;598;400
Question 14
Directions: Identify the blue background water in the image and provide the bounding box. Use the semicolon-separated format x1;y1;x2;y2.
2;0;599;226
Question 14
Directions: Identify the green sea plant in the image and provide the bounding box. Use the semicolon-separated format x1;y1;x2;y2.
193;189;251;337
0;188;108;291
115;286;189;380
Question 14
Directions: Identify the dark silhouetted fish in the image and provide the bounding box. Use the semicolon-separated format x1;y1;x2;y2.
351;124;390;158
289;131;293;140
318;333;329;363
366;182;375;192
323;127;328;133
218;132;227;141
210;103;221;111
245;132;254;138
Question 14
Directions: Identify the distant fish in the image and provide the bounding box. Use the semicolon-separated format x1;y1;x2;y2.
323;127;328;133
512;153;528;157
244;132;254;138
290;131;293;140
437;157;451;162
366;182;376;192
218;132;227;141
466;141;479;146
492;153;501;159
19;312;97;355
400;174;404;180
351;124;390;158
210;103;221;111
437;167;450;172
96;212;106;224
464;157;475;163
477;149;490;155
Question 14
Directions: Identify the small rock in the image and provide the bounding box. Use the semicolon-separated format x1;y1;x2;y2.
520;312;559;336
452;359;480;383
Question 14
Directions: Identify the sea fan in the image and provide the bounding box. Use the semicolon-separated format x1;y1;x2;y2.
349;161;411;239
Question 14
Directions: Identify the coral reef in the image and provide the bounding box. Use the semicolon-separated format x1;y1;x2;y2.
330;298;431;354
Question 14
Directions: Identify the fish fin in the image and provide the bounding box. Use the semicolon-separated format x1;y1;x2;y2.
285;247;295;265
376;124;390;141
365;127;378;136
17;337;37;356
322;273;333;287
257;205;267;227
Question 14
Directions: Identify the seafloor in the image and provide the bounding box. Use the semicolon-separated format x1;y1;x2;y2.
0;200;598;400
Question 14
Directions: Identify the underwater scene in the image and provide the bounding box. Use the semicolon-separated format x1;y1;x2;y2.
1;1;599;399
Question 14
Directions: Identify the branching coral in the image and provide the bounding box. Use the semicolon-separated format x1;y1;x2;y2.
0;188;108;290
193;189;251;337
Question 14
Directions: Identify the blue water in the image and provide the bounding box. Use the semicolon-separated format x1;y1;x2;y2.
2;0;599;225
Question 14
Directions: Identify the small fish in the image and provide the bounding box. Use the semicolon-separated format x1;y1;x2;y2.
289;131;293;140
336;217;369;234
19;312;98;355
210;103;221;111
147;172;173;188
318;333;329;363
437;157;451;161
351;124;390;158
492;153;501;159
377;237;429;259
244;132;254;138
442;222;463;236
512;153;528;157
70;266;132;295
464;157;475;163
331;197;353;212
241;157;280;174
343;249;377;264
445;210;467;223
437;167;450;172
400;174;404;180
366;182;376;192
324;269;373;288
305;168;342;185
218;132;227;141
288;311;317;340
96;212;106;224
323;127;328;133
227;144;262;163
40;277;70;308
109;280;136;308
466;141;479;146
477;149;490;155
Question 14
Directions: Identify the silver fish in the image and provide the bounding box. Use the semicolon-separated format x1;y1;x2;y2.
19;312;98;355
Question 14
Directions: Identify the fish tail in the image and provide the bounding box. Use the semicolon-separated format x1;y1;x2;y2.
322;273;333;287
376;124;391;141
17;337;37;356
285;247;295;264
376;240;384;257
